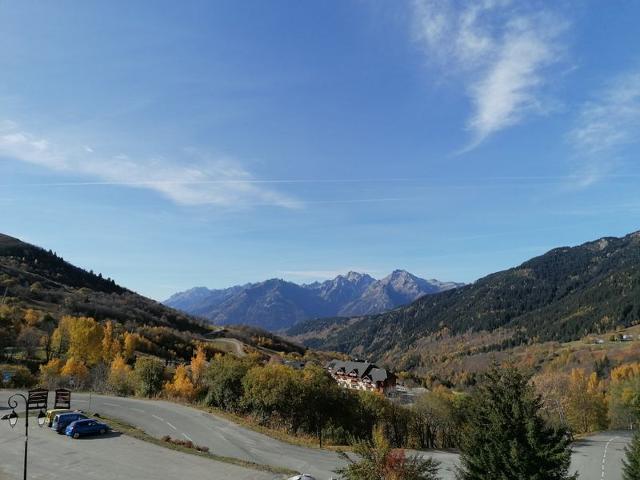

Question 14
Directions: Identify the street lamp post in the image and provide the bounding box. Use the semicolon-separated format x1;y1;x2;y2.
5;389;48;480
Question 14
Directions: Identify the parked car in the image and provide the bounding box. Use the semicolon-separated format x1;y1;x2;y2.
52;412;87;433
65;419;110;439
45;409;71;428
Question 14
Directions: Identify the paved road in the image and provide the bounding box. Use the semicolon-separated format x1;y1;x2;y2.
0;390;632;479
0;420;279;480
571;432;632;480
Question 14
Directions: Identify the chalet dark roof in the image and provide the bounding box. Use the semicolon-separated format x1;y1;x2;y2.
325;359;393;384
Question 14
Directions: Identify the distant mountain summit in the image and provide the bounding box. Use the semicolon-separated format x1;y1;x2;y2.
340;270;461;316
287;230;640;369
164;270;462;331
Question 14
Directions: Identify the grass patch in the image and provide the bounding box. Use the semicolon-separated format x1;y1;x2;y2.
90;412;298;476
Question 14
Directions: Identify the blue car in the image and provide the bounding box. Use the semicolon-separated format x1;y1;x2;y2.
51;412;87;434
65;419;109;439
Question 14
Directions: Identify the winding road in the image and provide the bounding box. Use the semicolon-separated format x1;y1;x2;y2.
0;389;632;479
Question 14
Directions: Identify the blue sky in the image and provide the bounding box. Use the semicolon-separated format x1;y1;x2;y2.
1;0;639;300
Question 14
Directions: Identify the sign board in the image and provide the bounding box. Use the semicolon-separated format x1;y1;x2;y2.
2;371;13;384
27;388;49;410
54;389;71;409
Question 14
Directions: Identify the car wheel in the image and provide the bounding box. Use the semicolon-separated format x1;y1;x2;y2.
99;429;106;435
73;433;80;439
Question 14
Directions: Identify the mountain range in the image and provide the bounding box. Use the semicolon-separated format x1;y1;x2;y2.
164;271;463;331
287;231;640;372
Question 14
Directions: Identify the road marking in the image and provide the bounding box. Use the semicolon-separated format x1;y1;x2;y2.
130;407;144;413
151;414;164;422
182;433;193;442
166;421;177;430
103;402;119;407
601;436;618;480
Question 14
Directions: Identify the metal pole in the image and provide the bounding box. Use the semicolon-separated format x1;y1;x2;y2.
24;402;28;480
7;393;28;480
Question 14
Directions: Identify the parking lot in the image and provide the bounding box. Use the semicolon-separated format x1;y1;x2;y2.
0;415;281;480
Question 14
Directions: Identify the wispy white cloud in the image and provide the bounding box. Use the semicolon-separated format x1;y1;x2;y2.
0;121;299;209
411;0;568;148
568;71;640;186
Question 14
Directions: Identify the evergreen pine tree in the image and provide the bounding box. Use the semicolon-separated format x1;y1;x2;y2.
623;431;640;480
457;366;577;480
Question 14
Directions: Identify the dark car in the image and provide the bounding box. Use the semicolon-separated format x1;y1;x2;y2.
51;412;87;434
65;418;110;439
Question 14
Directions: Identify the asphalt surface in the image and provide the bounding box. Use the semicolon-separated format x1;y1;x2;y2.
0;420;278;480
0;389;632;479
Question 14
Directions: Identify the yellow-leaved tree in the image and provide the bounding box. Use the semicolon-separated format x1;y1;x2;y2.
566;369;609;433
108;354;133;396
101;320;117;362
51;316;103;365
39;358;64;389
609;363;640;429
61;357;89;388
123;332;138;360
190;345;207;388
164;365;195;401
23;308;41;327
67;317;104;366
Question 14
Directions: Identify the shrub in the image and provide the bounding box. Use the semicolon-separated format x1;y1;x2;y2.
133;357;165;397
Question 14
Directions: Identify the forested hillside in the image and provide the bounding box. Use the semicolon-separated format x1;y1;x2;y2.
0;233;206;333
289;231;640;367
0;233;308;370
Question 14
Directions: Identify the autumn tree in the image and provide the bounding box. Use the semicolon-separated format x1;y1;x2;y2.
23;308;41;327
533;371;571;429
566;369;609;433
67;317;103;365
51;316;104;365
336;425;440;480
39;358;64;389
108;354;133;396
101;321;118;362
61;357;89;388
609;363;640;429
164;364;196;401
458;367;577;480
123;332;138;360
190;344;207;389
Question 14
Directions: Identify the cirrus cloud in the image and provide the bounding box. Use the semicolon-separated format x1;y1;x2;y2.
0;121;300;209
567;71;640;186
411;0;568;149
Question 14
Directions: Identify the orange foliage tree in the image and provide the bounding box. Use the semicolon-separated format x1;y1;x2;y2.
164;364;196;401
190;345;207;388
